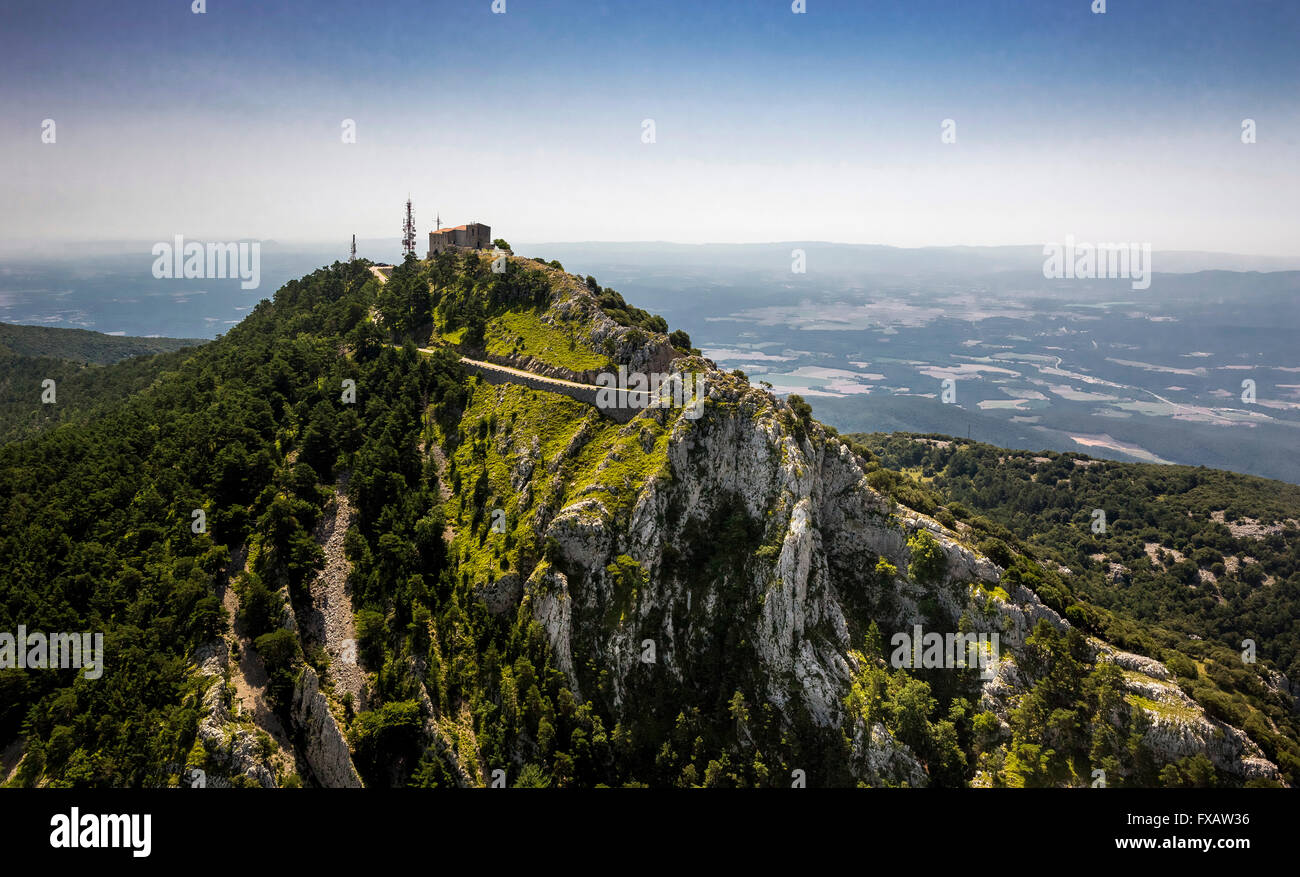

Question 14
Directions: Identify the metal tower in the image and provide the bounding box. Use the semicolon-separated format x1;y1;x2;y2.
402;198;417;257
350;234;356;262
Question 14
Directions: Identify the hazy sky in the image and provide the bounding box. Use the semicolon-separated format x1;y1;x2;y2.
4;0;1298;254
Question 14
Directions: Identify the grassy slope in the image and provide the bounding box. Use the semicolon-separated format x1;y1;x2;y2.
416;252;614;374
483;309;610;372
438;377;669;590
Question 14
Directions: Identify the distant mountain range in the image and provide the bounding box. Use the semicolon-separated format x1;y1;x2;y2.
515;241;1300;275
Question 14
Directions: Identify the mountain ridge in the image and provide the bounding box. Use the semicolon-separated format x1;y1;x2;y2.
0;253;1292;787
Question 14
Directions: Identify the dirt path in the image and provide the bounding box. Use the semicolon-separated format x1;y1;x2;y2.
298;474;367;712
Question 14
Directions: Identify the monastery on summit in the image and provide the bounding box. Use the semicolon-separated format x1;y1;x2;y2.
427;219;490;257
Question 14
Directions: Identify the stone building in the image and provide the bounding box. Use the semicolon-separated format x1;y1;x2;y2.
427;222;491;257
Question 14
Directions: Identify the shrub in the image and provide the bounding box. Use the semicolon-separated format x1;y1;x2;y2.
977;537;1014;569
355;608;387;665
907;530;947;584
253;629;299;675
1164;651;1198;680
787;394;813;423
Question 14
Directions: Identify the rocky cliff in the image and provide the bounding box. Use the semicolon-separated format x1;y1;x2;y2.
486;358;1281;785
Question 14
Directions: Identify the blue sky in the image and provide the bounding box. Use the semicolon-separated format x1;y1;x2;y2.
4;0;1298;253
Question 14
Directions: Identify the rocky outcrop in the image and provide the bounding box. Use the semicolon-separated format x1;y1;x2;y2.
1262;668;1300;714
506;364;1281;785
407;656;476;788
290;668;363;788
188;543;304;788
434;256;1284;786
478;572;522;614
850;721;929;788
527;564;578;699
1091;643;1278;782
536;260;680;380
191;639;279;788
535;374;985;731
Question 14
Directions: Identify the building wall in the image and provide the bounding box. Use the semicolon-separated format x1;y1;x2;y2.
427;223;492;257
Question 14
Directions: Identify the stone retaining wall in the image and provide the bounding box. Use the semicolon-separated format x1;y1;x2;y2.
460;359;655;424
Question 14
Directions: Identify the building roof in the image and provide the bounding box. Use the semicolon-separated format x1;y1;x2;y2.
431;222;486;235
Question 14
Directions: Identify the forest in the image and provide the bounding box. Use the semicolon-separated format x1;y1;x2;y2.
0;256;694;788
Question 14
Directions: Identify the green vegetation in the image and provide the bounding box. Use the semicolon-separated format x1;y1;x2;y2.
377;251;614;374
437;378;669;594
845;616;1205;788
377;256;692;378
845;622;969;787
374;249;553;349
0;322;203;364
0;324;206;443
906;529;947;584
484;309;610;372
0;259;466;787
0;345;199;443
854;431;1300;785
785;394;814;442
1;250;1293;788
583;274;668;334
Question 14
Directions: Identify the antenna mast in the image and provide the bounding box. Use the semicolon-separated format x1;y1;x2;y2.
402;197;417;257
350;234;356;262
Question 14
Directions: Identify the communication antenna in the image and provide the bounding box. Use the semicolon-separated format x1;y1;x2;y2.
350;234;356;262
436;212;442;231
402;197;417;257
